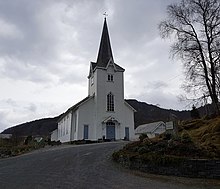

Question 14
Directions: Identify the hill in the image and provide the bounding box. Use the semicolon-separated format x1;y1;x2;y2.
1;99;191;136
1;116;61;137
126;99;191;127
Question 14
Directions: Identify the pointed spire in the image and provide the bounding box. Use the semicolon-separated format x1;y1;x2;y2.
96;18;114;67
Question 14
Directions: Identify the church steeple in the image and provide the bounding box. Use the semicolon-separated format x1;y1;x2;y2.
96;18;114;67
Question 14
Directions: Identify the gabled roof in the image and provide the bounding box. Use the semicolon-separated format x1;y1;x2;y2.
102;116;120;124
58;96;94;122
91;62;97;70
96;18;114;68
135;121;165;134
89;61;125;77
124;101;136;112
114;63;125;71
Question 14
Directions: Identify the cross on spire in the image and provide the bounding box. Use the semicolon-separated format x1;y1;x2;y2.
103;12;108;18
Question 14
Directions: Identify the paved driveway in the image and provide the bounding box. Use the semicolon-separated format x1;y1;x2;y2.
0;141;219;189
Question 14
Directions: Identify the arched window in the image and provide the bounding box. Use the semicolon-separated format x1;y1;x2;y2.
107;92;114;111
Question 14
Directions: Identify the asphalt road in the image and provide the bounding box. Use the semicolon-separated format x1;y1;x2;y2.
0;141;219;189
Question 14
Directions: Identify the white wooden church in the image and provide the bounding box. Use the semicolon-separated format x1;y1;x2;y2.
51;18;135;143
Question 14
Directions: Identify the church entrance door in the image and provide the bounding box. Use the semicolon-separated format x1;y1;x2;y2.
106;122;115;140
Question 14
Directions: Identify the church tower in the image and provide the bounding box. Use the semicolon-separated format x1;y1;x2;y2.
88;18;125;98
87;18;134;140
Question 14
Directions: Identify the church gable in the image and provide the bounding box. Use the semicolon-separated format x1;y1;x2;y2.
105;60;124;72
106;59;117;71
106;63;115;73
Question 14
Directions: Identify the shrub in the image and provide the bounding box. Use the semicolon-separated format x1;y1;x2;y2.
140;153;185;166
164;133;172;140
24;135;33;145
139;133;148;142
137;146;150;155
180;131;193;143
112;151;120;161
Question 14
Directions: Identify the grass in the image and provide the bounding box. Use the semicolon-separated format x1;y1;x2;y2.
113;116;220;166
179;116;220;157
0;136;46;158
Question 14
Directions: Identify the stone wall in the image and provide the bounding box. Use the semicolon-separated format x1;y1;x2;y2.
117;157;220;179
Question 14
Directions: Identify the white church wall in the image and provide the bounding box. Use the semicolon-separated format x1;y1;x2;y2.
94;104;135;140
95;68;124;110
119;103;135;140
70;110;78;141
57;112;72;143
93;67;135;140
96;68;124;99
77;98;95;140
88;71;97;96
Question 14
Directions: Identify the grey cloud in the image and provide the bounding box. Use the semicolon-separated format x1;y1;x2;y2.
6;98;17;106
0;98;63;132
0;1;70;81
144;81;168;90
0;0;108;84
0;56;55;83
134;89;184;110
0;1;49;55
0;111;8;132
109;1;174;52
59;73;87;85
26;103;37;112
0;0;187;132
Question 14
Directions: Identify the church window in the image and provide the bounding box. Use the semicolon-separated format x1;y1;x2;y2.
74;114;77;132
66;124;68;135
91;76;94;85
107;74;113;82
107;92;114;111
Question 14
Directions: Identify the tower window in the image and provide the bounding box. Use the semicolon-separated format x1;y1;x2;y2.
107;74;114;82
107;92;114;111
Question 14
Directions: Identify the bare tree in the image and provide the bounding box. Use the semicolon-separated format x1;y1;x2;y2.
159;0;220;114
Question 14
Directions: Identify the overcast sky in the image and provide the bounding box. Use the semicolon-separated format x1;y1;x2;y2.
0;0;188;132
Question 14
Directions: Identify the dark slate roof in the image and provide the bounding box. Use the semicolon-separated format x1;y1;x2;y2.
58;96;93;122
96;18;114;68
91;62;97;70
114;63;125;72
90;62;124;74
